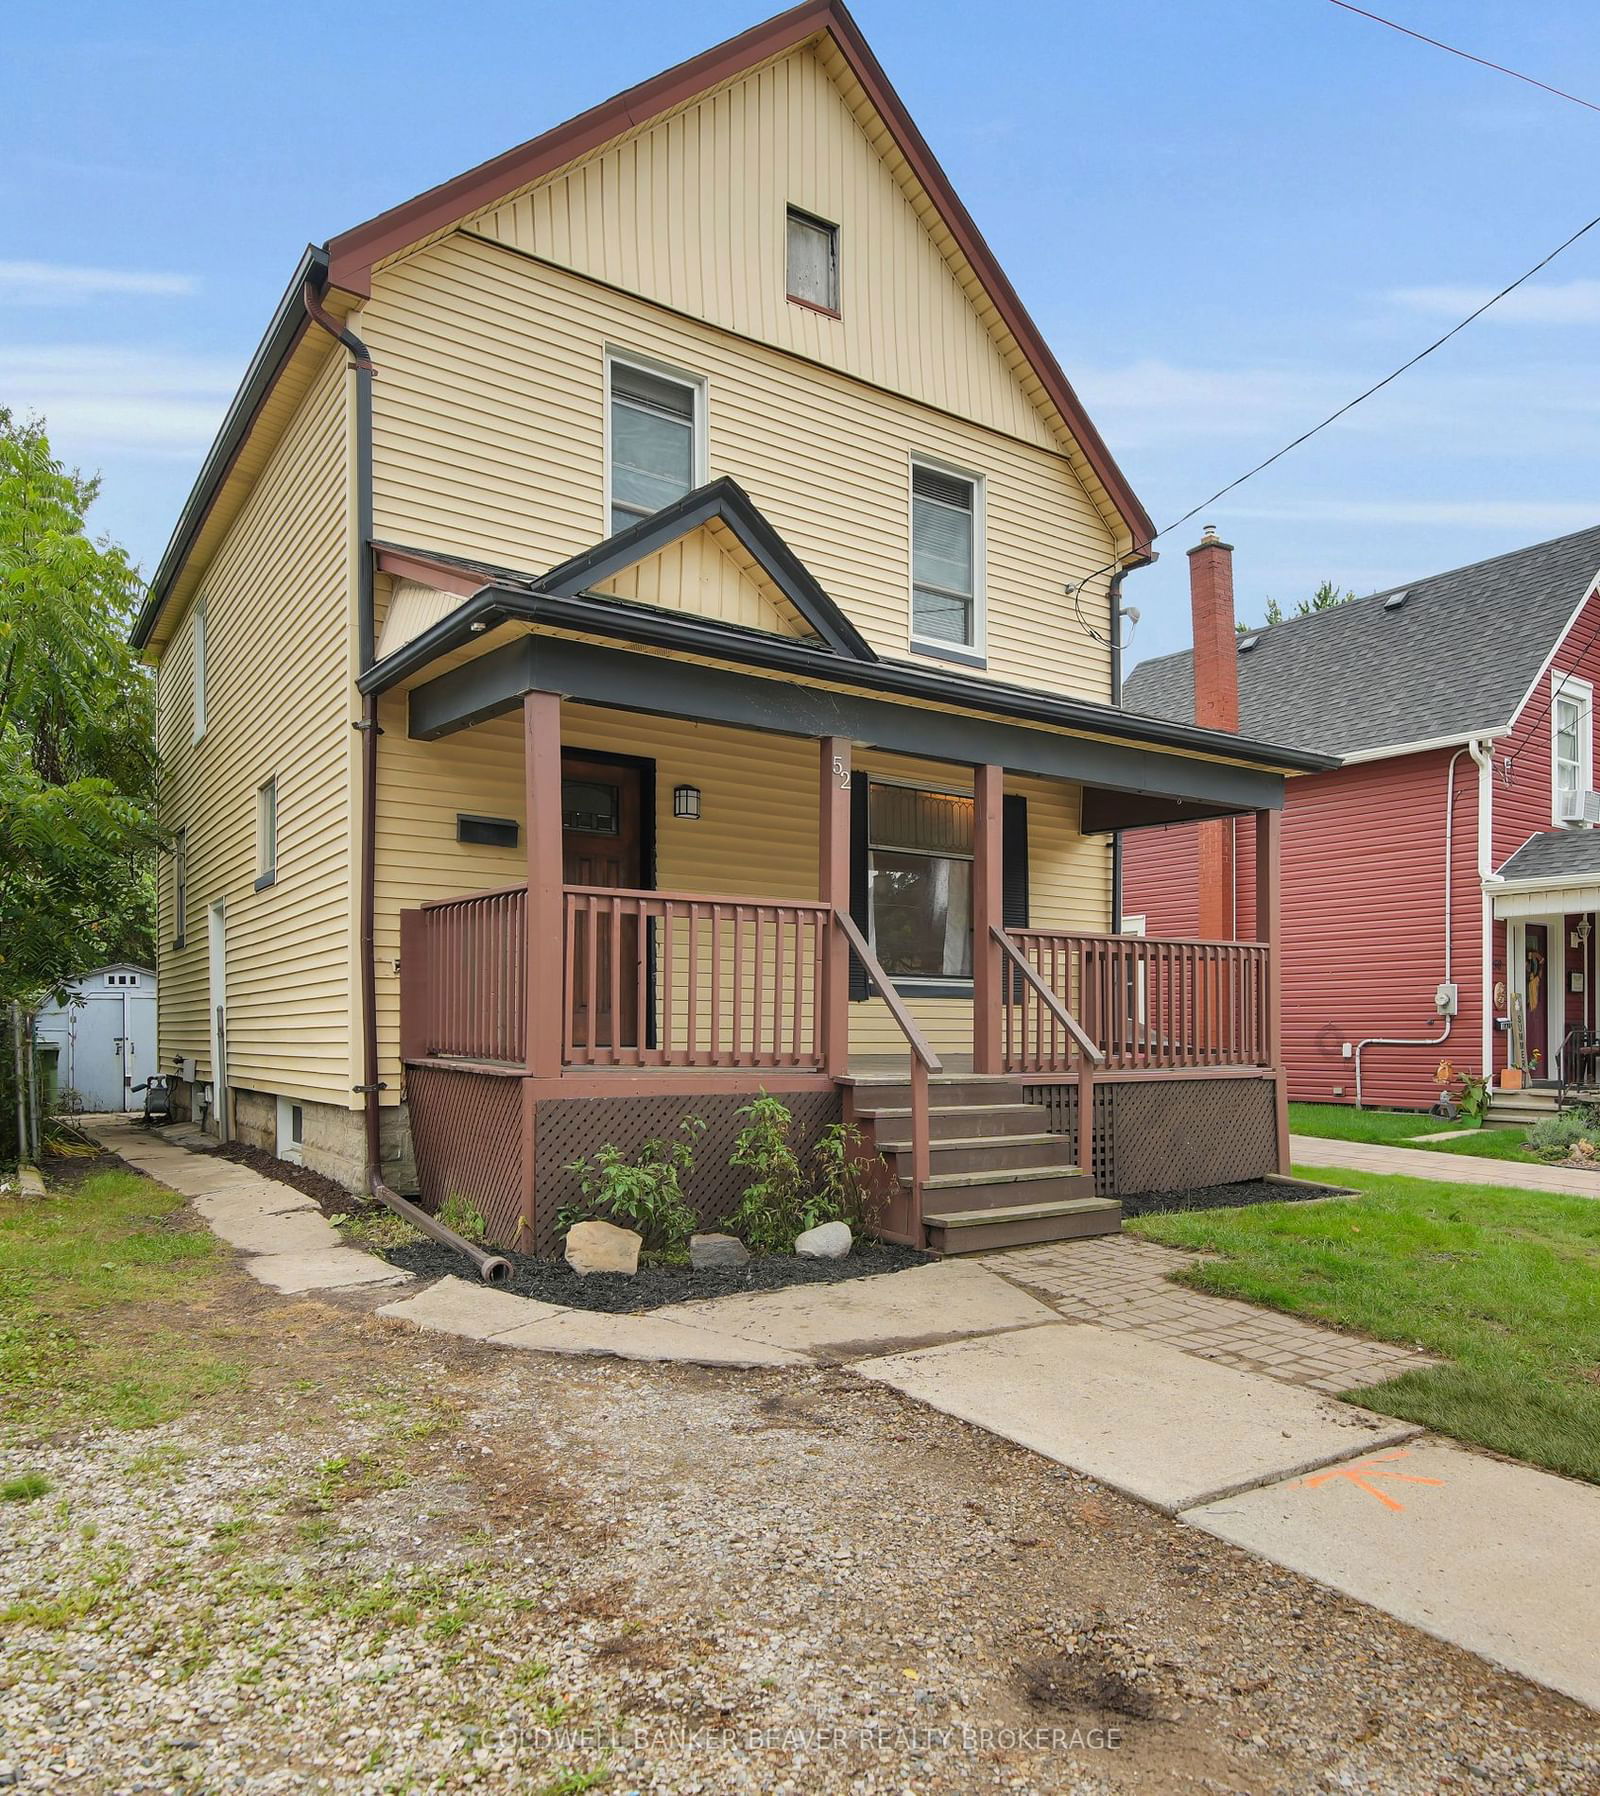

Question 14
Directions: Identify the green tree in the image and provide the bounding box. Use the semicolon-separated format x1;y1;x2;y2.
0;411;160;1011
1239;579;1357;633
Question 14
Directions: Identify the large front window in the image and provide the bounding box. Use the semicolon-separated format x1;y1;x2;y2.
607;355;701;535
868;781;973;981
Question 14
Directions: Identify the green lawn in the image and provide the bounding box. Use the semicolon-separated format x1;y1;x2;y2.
1288;1102;1552;1166
0;1167;246;1434
1132;1169;1600;1483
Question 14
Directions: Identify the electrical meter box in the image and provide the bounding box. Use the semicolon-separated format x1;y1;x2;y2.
1434;983;1459;1017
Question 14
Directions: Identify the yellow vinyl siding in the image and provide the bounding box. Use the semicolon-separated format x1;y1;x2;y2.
361;234;1117;701
593;521;810;637
373;704;1108;1086
154;341;356;1106
471;44;1058;456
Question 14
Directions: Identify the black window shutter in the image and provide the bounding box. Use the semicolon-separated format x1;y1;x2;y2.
1002;794;1029;928
1001;794;1029;1000
849;776;870;1000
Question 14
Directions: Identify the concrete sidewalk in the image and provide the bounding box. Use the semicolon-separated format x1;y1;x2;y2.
1292;1132;1600;1196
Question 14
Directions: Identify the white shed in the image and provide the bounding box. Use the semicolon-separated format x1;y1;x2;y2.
33;965;158;1114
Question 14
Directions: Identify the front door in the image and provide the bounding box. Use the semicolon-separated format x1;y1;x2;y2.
562;756;644;1050
1524;922;1550;1080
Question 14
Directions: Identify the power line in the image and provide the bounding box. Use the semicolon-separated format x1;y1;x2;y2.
1073;203;1600;612
1324;1;1600;116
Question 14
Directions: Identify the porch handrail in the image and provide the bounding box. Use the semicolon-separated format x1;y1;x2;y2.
832;908;940;1246
991;927;1104;1066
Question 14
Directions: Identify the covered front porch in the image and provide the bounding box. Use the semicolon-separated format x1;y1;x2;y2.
385;680;1289;1256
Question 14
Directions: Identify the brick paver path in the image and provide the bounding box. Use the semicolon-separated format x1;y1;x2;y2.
985;1236;1436;1395
1290;1133;1600;1196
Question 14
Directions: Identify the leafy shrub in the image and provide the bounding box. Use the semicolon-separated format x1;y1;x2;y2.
1527;1107;1600;1162
723;1098;891;1253
1455;1072;1490;1125
558;1117;704;1252
811;1120;888;1234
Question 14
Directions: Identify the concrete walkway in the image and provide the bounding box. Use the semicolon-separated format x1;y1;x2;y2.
83;1115;1600;1711
1291;1132;1600;1195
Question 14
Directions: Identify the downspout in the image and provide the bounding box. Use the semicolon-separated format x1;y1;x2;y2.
1108;563;1131;932
1469;737;1497;1086
1354;746;1471;1105
303;283;509;1282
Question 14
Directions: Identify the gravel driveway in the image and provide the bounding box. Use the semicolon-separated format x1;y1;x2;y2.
2;1195;1596;1793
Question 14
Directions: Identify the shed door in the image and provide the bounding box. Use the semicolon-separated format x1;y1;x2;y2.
562;757;644;1051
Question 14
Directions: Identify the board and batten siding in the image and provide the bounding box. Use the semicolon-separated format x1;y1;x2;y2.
468;44;1060;457
375;701;1109;1086
358;231;1118;704
155;341;358;1108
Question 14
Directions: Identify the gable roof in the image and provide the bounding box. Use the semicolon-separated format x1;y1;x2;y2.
134;3;1151;654
1122;524;1600;759
1497;830;1600;885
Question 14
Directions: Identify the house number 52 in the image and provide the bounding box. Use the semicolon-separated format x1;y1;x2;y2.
832;756;851;789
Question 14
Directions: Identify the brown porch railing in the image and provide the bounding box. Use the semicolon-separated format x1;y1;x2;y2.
402;884;528;1064
562;886;831;1070
1001;930;1271;1074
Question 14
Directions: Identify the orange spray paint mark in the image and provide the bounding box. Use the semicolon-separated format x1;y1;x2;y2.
1295;1450;1444;1512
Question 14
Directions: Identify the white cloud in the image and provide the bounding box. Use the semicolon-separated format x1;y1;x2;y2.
0;345;235;455
1227;497;1599;533
0;261;196;303
1387;279;1600;325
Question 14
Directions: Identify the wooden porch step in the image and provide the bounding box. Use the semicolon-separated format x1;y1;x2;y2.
879;1133;1071;1176
924;1194;1122;1255
857;1102;1051;1142
846;1076;1033;1109
918;1165;1088;1215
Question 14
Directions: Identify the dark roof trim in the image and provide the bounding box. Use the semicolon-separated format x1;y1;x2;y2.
534;477;876;660
324;0;1154;551
132;245;329;649
359;577;1335;775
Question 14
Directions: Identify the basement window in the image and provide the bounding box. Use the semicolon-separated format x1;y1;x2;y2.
786;206;839;314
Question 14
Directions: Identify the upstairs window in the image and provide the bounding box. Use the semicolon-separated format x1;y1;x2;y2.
606;353;704;535
911;460;982;654
256;777;277;888
1553;677;1594;826
191;601;208;742
868;781;974;982
786;207;839;313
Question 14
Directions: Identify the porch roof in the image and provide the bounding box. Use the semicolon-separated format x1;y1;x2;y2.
1497;830;1600;886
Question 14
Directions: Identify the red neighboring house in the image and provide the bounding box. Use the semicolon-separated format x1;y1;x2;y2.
1120;523;1600;1111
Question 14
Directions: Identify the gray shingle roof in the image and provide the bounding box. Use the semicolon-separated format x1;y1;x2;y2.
1497;830;1600;883
1121;524;1600;757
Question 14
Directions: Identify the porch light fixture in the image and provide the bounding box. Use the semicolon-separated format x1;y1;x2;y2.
673;784;702;820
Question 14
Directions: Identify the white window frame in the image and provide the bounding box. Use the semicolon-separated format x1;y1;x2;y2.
602;347;708;538
1550;673;1594;827
256;777;277;890
908;453;986;666
191;600;208;743
865;775;976;989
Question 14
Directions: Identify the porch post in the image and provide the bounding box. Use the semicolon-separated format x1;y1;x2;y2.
525;690;564;1078
972;763;1004;1074
819;736;852;1078
1255;807;1289;1172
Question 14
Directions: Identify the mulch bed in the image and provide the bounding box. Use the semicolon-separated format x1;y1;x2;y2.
381;1236;934;1313
1119;1177;1348;1218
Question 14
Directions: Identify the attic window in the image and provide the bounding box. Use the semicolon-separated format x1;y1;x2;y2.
786;207;839;314
1237;633;1261;653
1383;590;1409;611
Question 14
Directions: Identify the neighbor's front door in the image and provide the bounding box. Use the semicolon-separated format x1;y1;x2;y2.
1524;922;1550;1080
562;756;643;1051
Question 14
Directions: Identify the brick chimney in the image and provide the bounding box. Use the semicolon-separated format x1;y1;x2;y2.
1187;525;1239;939
1188;524;1239;733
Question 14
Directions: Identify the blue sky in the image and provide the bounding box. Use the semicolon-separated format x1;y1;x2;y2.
5;0;1600;665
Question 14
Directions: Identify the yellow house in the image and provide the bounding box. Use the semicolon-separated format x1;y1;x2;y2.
135;0;1329;1256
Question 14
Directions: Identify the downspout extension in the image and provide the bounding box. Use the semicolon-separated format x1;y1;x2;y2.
1353;746;1469;1106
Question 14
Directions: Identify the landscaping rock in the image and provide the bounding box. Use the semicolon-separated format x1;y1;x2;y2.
795;1220;851;1260
564;1219;642;1276
689;1232;750;1270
